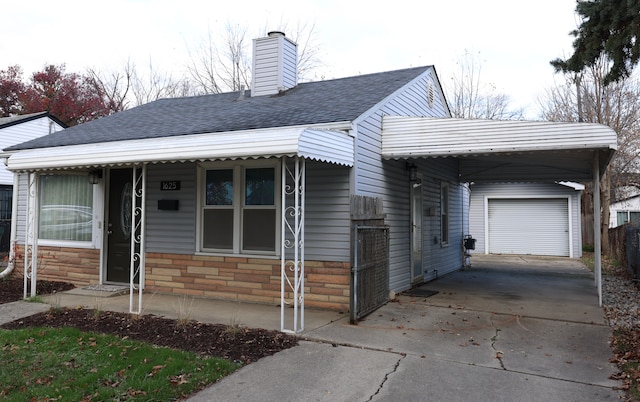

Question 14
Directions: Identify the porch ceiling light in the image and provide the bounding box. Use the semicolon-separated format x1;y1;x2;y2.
88;170;102;184
406;163;418;181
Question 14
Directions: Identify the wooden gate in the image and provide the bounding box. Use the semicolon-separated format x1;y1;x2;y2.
351;225;389;323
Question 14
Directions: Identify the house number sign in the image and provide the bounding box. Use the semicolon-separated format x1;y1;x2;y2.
160;181;181;191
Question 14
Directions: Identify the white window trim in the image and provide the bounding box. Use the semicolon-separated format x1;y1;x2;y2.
197;160;281;256
36;172;104;249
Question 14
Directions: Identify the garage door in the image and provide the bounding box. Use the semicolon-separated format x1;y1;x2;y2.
488;198;569;256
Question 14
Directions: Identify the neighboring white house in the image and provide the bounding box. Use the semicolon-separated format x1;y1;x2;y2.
0;112;66;251
468;182;584;258
610;195;640;228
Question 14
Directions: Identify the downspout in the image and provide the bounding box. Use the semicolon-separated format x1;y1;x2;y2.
0;172;19;279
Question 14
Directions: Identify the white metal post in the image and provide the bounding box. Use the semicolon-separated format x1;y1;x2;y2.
280;156;305;333
593;153;602;306
129;164;147;314
24;173;39;299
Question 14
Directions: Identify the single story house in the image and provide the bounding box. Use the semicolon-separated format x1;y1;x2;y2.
2;32;617;332
469;182;584;258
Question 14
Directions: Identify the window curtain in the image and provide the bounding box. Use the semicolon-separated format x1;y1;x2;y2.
39;175;93;241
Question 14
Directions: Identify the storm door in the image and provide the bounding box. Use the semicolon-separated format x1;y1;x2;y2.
106;168;135;283
410;177;424;284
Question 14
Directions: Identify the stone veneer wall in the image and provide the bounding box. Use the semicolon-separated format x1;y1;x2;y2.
10;247;351;312
11;245;100;286
145;253;351;311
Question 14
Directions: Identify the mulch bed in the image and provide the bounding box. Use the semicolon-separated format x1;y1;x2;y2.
0;277;298;365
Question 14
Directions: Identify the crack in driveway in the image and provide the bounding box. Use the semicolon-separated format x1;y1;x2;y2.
366;353;405;401
490;315;506;370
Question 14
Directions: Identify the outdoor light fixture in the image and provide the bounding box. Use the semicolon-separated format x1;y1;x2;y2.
406;163;418;181
88;170;102;184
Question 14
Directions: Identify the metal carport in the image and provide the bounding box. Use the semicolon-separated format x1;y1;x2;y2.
381;116;618;305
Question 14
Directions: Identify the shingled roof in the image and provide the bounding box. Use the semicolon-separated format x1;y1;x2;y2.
6;66;433;151
0;112;66;130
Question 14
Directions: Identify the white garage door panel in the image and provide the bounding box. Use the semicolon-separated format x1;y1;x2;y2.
488;198;569;256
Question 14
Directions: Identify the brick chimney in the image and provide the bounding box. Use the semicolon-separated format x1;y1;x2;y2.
251;31;298;97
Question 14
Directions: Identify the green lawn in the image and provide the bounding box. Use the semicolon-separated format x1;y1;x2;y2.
0;327;238;401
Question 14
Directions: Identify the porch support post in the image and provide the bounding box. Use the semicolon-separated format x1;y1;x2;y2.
593;153;602;306
24;172;39;299
280;156;305;333
129;164;147;314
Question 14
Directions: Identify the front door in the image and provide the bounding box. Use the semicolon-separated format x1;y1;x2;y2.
106;168;134;283
410;178;423;284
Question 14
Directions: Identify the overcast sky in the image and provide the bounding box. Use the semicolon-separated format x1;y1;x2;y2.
4;0;580;118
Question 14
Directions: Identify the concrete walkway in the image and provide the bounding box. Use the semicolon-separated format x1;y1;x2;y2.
1;255;624;401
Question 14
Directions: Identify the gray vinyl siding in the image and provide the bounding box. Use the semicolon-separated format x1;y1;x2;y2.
143;160;350;260
355;70;449;198
468;183;582;258
304;161;351;261
14;173;27;242
417;159;464;282
145;163;197;254
382;160;411;291
384;158;464;291
350;68;462;292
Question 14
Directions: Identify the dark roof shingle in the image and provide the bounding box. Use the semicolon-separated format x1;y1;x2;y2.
7;66;431;151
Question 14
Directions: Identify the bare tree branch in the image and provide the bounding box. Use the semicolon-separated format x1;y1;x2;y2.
446;50;523;119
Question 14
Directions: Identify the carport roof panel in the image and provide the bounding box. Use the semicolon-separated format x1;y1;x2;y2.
381;116;618;157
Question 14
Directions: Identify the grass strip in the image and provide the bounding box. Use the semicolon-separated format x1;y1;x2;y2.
0;326;238;401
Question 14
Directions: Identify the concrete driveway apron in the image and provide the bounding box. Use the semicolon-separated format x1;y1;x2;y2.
190;255;623;401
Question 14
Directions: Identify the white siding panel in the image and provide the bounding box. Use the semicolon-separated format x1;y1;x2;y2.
488;198;569;256
0;117;63;185
610;197;640;228
299;129;354;166
251;33;297;96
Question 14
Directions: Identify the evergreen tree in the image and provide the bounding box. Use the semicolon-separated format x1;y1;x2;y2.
551;0;640;85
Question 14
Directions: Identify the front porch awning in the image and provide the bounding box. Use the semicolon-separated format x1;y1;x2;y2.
381;116;617;182
4;126;354;171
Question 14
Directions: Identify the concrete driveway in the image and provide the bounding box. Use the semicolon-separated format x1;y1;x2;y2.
190;255;623;401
